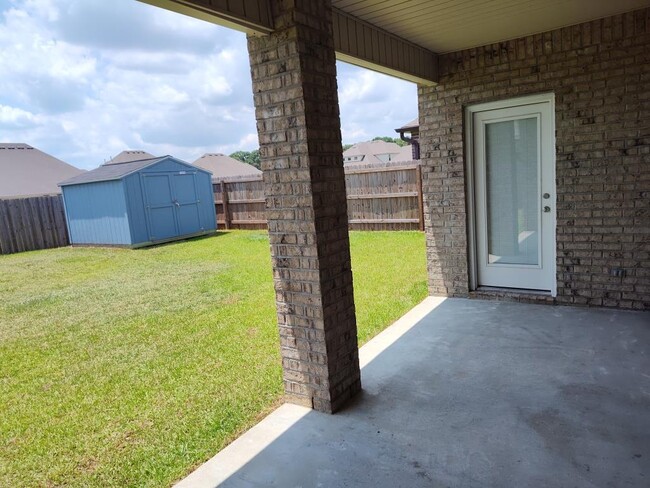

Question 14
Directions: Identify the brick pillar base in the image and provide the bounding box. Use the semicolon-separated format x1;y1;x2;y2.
247;0;361;413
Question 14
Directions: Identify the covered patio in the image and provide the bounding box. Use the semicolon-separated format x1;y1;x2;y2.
131;0;650;484
177;297;649;487
135;0;650;416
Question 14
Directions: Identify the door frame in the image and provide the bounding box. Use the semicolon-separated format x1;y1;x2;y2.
464;92;557;296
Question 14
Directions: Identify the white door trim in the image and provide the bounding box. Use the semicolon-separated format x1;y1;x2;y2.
465;93;557;296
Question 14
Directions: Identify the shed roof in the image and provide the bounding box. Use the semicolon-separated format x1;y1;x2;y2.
104;150;157;165
0;143;84;198
59;155;208;187
192;153;262;179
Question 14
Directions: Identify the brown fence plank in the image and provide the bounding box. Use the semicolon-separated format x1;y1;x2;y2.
416;164;424;231
0;195;69;255
29;197;45;249
220;180;231;230
55;195;69;246
231;219;267;225
344;164;418;175
347;192;418;200
0;200;17;254
211;162;424;231
348;218;420;224
9;199;26;252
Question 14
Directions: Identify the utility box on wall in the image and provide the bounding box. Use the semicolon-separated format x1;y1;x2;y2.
59;156;216;247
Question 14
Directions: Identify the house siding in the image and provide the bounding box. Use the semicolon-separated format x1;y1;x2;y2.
419;8;650;310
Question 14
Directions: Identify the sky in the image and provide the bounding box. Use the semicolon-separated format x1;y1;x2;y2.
0;0;417;170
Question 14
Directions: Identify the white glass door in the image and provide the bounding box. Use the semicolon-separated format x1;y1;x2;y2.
473;101;555;291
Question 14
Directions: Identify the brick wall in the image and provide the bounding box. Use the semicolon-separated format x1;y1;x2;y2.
247;0;361;412
419;8;650;310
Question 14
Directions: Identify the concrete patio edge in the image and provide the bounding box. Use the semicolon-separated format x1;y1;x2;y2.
174;296;446;488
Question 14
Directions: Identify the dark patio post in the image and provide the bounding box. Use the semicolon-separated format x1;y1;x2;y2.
247;0;361;413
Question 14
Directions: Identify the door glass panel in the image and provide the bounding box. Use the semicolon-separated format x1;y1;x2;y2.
485;117;539;265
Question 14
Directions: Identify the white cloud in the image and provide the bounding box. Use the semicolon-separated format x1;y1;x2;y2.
0;104;40;128
0;0;418;170
23;0;59;21
150;84;190;105
338;70;380;105
337;62;417;144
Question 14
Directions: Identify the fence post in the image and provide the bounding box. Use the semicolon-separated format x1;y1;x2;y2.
416;164;424;231
220;180;231;230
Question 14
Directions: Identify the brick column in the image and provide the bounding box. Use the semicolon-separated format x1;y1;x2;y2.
247;0;361;413
418;85;470;297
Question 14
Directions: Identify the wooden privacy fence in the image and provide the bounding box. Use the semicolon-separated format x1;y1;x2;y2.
0;195;69;255
345;163;423;231
214;176;267;230
213;161;424;231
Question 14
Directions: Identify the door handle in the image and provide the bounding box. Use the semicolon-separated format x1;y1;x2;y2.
544;206;551;213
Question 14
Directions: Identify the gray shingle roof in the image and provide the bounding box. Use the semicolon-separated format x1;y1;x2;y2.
0;143;84;198
104;150;156;165
343;140;402;164
395;118;419;132
192;153;262;180
59;156;168;186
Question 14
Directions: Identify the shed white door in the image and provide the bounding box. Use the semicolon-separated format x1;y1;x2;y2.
473;101;555;292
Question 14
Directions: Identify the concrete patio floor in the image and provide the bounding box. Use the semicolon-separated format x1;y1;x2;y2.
177;297;650;488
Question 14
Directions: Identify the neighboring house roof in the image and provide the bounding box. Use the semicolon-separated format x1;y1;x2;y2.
59;155;210;187
395;118;419;133
343;140;402;164
0;143;84;198
393;144;416;162
192;153;262;180
103;150;156;165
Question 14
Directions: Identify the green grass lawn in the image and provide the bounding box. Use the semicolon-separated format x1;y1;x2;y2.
0;230;426;487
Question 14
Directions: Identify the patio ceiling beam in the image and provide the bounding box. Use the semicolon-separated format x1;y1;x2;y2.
138;0;275;35
137;0;439;85
332;8;438;86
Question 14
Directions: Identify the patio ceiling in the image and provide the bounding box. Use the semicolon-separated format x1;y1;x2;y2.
140;0;650;84
332;0;650;53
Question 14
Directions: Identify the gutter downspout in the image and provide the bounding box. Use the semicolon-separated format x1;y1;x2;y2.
397;130;420;160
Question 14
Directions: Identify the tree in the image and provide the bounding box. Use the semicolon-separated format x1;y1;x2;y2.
372;136;408;147
342;143;354;151
229;150;261;169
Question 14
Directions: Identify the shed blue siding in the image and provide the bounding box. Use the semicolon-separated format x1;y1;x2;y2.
62;181;131;245
139;159;191;175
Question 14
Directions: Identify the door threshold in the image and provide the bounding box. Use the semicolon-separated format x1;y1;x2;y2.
475;286;551;296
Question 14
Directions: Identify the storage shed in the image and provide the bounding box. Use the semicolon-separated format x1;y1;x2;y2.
59;156;216;247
